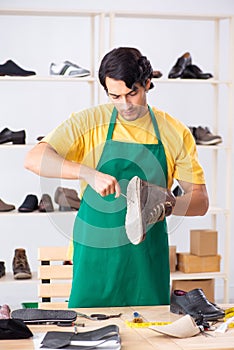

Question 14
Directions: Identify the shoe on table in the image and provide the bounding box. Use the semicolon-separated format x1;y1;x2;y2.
50;61;90;77
170;288;225;321
189;126;222;145
0;261;6;278
0;198;15;212
152;70;163;78
12;248;32;280
0;60;36;76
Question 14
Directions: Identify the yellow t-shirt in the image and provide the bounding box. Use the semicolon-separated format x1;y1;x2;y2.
43;103;205;196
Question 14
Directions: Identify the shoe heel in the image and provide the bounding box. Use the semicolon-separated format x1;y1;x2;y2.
170;304;184;315
12;136;25;144
59;205;72;212
12;131;25;144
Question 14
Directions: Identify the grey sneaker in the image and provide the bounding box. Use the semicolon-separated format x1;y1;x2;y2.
125;176;176;245
50;60;90;77
12;248;32;280
189;126;222;145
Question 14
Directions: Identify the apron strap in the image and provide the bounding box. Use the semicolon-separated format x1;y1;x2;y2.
106;106;162;142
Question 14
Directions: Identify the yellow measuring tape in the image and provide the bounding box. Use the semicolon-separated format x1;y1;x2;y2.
125;320;172;328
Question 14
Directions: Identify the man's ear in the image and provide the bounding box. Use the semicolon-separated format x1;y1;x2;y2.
145;79;151;92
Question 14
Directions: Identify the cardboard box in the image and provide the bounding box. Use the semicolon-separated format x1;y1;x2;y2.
190;229;217;256
177;253;221;273
169;246;176;272
171;279;214;302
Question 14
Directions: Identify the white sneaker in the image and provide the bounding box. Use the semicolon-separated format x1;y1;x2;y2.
50;60;90;77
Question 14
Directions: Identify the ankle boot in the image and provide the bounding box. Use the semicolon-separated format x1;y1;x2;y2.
54;187;80;211
125;176;176;245
12;248;32;279
0;128;26;144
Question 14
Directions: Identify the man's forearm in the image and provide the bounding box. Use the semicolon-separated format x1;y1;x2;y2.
173;187;209;216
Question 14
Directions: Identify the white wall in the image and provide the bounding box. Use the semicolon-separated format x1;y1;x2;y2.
0;0;234;307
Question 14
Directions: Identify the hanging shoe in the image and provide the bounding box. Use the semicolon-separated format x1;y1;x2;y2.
0;128;26;145
170;289;225;321
0;199;15;212
54;187;80;211
168;52;192;78
0;60;36;76
50;61;90;77
12;248;32;280
38;194;54;212
18;194;38;213
125;176;176;245
189;126;222;145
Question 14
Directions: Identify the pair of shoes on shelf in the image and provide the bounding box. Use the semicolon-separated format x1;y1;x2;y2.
18;194;54;213
170;288;225;321
0;305;11;319
0;198;15;212
0;261;6;278
168;52;213;79
0;60;36;77
0;127;26;145
54;187;80;211
189;126;222;145
12;248;32;280
50;60;90;77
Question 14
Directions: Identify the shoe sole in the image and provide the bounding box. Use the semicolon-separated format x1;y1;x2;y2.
196;138;222;145
125;176;145;245
14;272;32;279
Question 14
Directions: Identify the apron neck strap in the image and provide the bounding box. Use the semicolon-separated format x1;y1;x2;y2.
106;105;161;141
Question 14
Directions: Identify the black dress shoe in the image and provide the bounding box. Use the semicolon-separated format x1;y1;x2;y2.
168;52;192;78
170;289;225;321
0;60;36;76
0;128;26;145
18;194;38;213
181;64;213;79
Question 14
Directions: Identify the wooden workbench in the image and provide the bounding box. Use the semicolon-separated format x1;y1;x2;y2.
1;305;234;349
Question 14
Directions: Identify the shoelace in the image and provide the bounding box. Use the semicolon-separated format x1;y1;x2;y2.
148;203;165;224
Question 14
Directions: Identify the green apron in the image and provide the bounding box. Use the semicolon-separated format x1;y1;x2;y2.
69;106;170;307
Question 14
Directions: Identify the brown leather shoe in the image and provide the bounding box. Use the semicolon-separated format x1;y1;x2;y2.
12;248;32;280
38;194;54;212
54;187;80;211
0;198;15;212
125;176;176;244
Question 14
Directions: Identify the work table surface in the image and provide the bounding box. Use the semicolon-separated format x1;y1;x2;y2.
1;305;234;349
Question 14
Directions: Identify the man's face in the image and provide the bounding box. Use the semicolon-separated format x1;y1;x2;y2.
105;77;150;121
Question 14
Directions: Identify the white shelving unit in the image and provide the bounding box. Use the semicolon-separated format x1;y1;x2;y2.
0;8;105;308
107;11;233;302
0;8;233;306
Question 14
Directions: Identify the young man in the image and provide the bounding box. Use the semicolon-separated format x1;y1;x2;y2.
25;47;209;307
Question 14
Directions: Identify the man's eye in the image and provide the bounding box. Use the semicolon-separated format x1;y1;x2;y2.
129;91;137;96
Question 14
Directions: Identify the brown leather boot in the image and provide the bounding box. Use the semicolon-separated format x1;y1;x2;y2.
12;248;32;279
54;187;80;211
125;176;176;245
